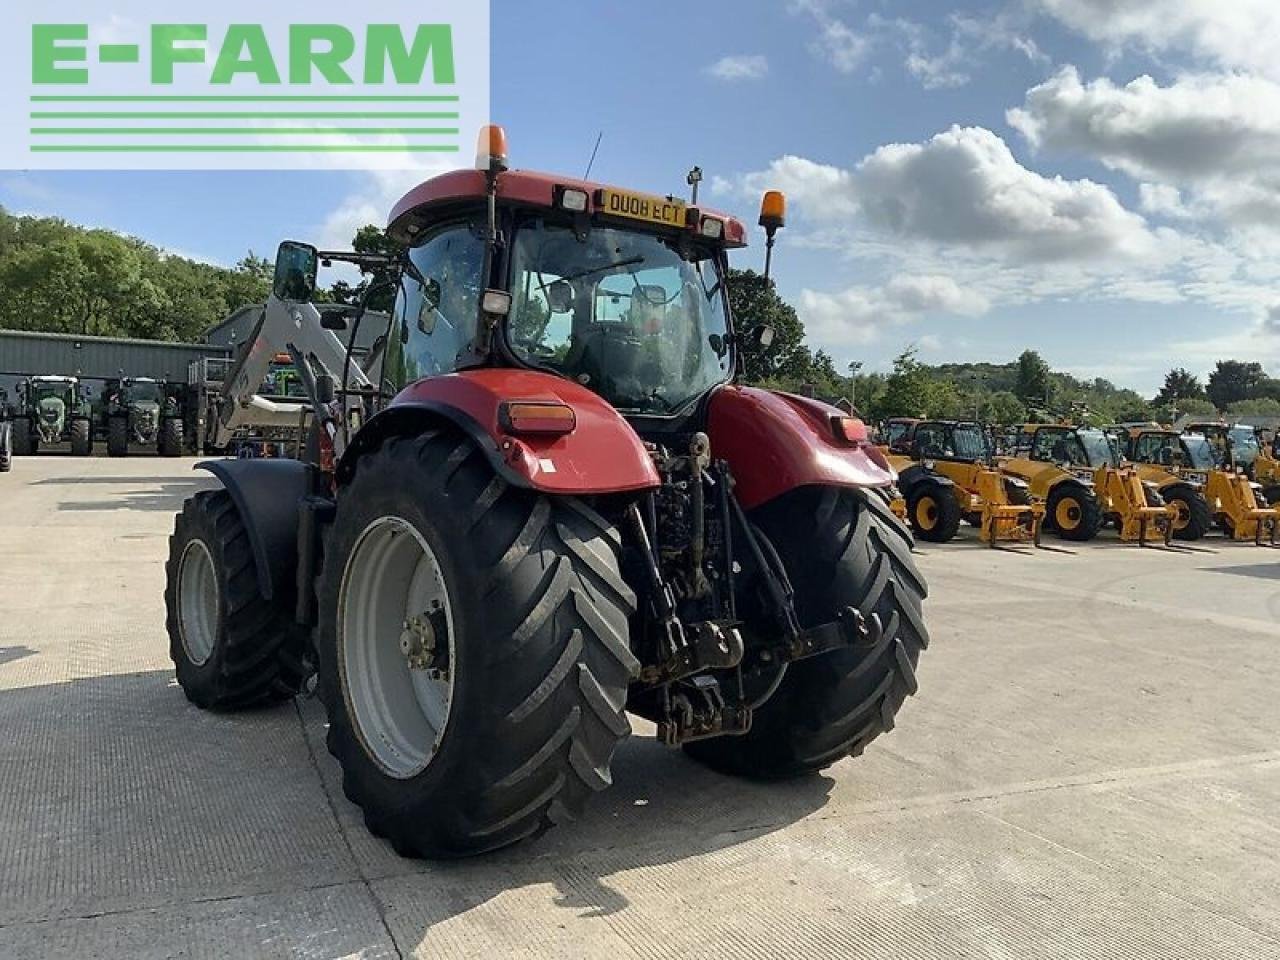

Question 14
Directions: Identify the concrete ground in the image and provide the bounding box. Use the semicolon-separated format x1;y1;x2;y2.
1;455;1279;959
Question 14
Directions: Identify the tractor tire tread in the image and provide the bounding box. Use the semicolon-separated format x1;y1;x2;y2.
165;489;306;710
315;430;635;858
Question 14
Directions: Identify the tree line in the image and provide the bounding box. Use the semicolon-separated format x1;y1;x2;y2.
0;208;1274;423
0;207;272;342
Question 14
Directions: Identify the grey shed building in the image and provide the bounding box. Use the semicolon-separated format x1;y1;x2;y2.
0;328;230;399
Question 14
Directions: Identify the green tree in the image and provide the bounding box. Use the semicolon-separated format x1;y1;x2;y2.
725;268;808;383
1207;360;1265;410
1014;349;1052;405
1154;367;1205;405
1226;397;1280;417
330;224;407;313
984;390;1026;424
876;348;936;419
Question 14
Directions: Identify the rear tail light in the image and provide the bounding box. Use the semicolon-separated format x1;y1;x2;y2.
831;416;868;444
500;401;577;435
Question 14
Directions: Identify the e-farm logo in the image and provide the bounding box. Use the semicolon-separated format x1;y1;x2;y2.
1;2;490;170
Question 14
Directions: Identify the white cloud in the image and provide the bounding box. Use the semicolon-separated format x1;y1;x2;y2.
704;55;769;82
1009;68;1280;183
798;274;990;346
884;13;1047;91
814;19;870;74
789;0;872;75
731;127;1158;264
1010;67;1280;233
1035;0;1280;79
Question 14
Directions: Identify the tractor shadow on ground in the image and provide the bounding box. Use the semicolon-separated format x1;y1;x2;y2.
49;477;214;513
337;719;838;942
0;646;35;668
1203;563;1280;580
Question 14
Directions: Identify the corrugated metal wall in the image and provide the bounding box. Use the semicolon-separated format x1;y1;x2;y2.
0;330;229;398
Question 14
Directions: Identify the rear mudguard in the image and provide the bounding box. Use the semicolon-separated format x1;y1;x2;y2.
706;386;895;511
339;369;660;496
195;459;310;602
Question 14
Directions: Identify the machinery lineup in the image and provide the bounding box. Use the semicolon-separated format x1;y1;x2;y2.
882;417;1280;548
0;361;319;460
3;126;1272;864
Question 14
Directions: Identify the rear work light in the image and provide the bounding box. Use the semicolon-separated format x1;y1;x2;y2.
558;187;589;212
831;416;868;444
699;216;725;240
500;401;577;436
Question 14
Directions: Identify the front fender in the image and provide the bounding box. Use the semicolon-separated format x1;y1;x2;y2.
897;463;955;500
196;459;309;601
343;370;659;496
707;386;894;510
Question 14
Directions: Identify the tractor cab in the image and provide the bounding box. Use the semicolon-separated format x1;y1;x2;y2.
1183;422;1259;474
1127;428;1215;478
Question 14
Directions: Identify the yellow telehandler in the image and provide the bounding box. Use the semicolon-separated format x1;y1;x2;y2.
1123;427;1278;544
883;418;1044;546
1003;425;1174;545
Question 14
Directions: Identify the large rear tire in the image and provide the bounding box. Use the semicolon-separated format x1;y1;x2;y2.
685;486;928;779
315;432;638;858
1046;483;1101;541
1163;484;1210;541
164;490;307;709
0;423;11;472
906;481;961;543
159;417;184;457
107;417;129;458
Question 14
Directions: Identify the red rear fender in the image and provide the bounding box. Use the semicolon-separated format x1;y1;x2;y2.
347;370;659;496
707;386;894;510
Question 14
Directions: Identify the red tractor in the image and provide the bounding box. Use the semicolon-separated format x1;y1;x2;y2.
164;127;929;857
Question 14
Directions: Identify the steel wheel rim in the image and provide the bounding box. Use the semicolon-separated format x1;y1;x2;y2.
339;516;455;781
177;539;219;667
1056;498;1081;530
916;497;938;530
1171;499;1190;530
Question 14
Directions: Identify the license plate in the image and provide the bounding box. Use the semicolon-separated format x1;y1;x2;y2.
597;188;686;228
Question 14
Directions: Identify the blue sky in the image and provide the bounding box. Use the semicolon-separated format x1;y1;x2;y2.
4;0;1280;395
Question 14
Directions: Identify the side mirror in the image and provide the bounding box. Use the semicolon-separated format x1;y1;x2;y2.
749;324;776;349
273;241;319;302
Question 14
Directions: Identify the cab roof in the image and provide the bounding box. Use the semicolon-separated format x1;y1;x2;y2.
388;168;748;249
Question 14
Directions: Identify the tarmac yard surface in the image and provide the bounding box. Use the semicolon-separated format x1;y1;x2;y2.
2;456;1279;959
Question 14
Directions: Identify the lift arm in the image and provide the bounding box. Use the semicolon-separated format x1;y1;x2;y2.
210;295;372;452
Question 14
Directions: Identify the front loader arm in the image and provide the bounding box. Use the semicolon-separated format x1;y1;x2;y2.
212;295;371;451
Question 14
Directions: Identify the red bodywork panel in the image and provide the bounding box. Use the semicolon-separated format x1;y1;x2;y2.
388;168;748;248
708;387;895;510
390;369;660;495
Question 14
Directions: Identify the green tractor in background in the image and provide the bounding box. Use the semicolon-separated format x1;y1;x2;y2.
103;377;185;457
0;388;12;472
10;376;94;457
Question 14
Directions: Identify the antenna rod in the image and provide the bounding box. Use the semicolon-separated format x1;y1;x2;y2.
583;131;603;180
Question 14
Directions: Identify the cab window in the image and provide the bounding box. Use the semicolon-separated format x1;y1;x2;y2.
384;223;486;388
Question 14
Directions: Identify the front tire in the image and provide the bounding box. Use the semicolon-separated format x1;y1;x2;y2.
69;419;92;457
107;417;129;457
685;487;928;779
907;481;961;543
316;432;638;858
159;418;184;457
1163;484;1210;541
1046;483;1101;541
12;419;34;457
164;490;306;709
